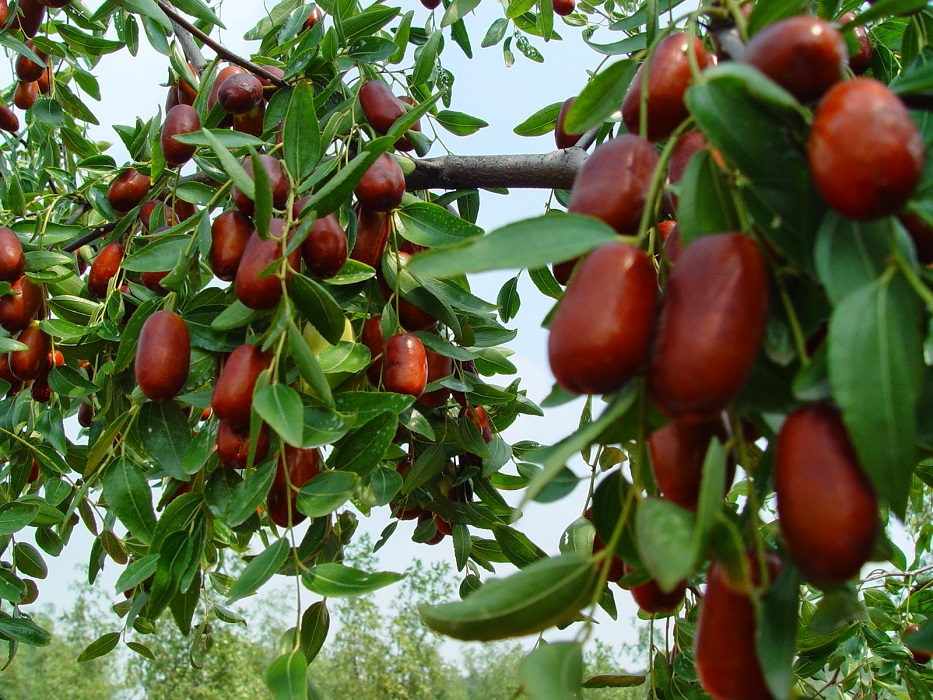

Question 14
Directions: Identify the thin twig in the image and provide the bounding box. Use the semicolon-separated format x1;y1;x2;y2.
860;562;933;584
63;222;118;253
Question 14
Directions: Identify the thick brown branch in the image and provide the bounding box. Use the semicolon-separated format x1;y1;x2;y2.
167;4;206;73
156;0;287;87
405;148;588;191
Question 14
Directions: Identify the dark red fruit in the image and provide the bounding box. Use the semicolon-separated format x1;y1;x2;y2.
350;206;390;268
647;233;769;421
301;214;347;279
31;366;51;403
418;350;453;408
35;68;49;95
217;73;263;115
36;0;71;7
418;511;445;544
358;80;406;136
362;316;384;385
135;310;190;402
301;6;323;32
235;221;301;310
13;81;37;110
648;419;731;510
87;242;124;298
741;16;846;102
14;0;44;37
209;210;253;281
0;227;25;282
840;13;873;75
139;200;174;232
9;324;50;381
421;0;441;8
233;103;265;137
465;406;493;443
208;66;245;113
267;446;321;528
15;41;46;82
553;0;574;15
27;459;39;483
258;66;285;99
668;130;708;192
141;270;169;293
0;276;42;332
622;563;686;614
554;98;581;149
355;153;405;212
107;169;150;213
231;155;289;216
548;243;657;395
0;0;7;25
905;624;932;664
809;78;924;221
211;344;273;428
591;534;625;583
160;104;200;167
775;403;877;587
0;105;19;133
382;333;427;397
621;33;714;141
216;420;270;468
78;400;93;428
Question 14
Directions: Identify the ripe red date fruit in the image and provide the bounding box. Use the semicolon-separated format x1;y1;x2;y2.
231;155;289;216
13;81;37;110
553;0;574;16
741;16;845;102
208;65;245;113
621;33;714;141
554;98;581;149
9;324;50;381
809;78;923;221
0;228;25;282
548;243;657;395
0;276;42;332
141;270;169;293
209;210;253;281
87;242;125;298
135;310;190;402
358;80;419;150
211;344;273;428
216;420;270;468
301;214;347;279
567;135;659;235
217;73;263;115
0;0;7;24
78;400;93;428
775;403;877;587
15;0;44;37
160;104;200;167
107;168;150;213
839;13;873;75
350;206;390;268
648;233;769;420
419;349;453;408
15;41;46;82
465;405;493;444
235;221;300;310
667;130;708;190
621;564;686;614
233;102;265;137
382;333;428;397
362;316;384;385
648;418;732;510
355;153;405;212
267;446;321;528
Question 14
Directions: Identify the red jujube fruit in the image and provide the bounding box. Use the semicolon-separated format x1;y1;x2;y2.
355;153;405;212
382;333;428;397
135;310;190;402
548;243;657;395
231;155;289;216
0;228;25;282
267;446;321;527
0;276;42;332
107;168;150;213
211;344;273;428
775;403;877;587
418;349;453;408
13;81;37;111
160;104;200;167
217;73;263;115
235;220;300;310
648;418;733;510
209;210;252;281
302;214;348;279
554;97;582;150
350;206;390;268
358;80;419;150
15;41;46;83
621;563;686;614
14;0;44;37
87;242;125;298
362;316;384;385
0;105;18;134
647;232;769;421
216;420;270;468
9;323;50;381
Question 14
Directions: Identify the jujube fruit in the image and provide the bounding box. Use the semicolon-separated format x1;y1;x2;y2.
160;104;200;167
0;276;42;332
775;403;877;587
554;97;581;150
621;563;686;614
0;105;18;134
13;81;37;110
667;130;708;192
355;153;405;212
141;270;169;294
548;243;657;395
362;316;384;385
209;210;252;281
231;155;289;216
208;65;245;117
359;80;410;140
15;41;46;82
0;228;25;281
621;32;714;142
350;206;390;268
267;446;321;527
740;16;846;102
419;349;453;408
35;68;49;95
301;214;347;279
217;73;263;115
134;310;190;402
15;0;44;37
647;232;769;421
382;333;428;397
808;78;923;221
87;242;125;298
77;401;93;428
9;324;50;381
235;220;301;310
648;418;733;510
211;344;273;428
840;13;873;75
107;168;150;213
216;420;270;468
233;103;265;137
553;0;574;16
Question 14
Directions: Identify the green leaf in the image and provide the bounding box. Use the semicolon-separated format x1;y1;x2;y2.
442;0;482;26
582;674;646;688
202;128;254;200
224;462;277;527
113;0;173;32
296;471;358;518
121;234;188;272
170;0;225;27
481;17;509;47
635;498;695;593
138;402;191;480
692;439;726;560
828;275;923;518
254;384;305;448
114;553;160;593
396;201;483;247
172;130;264;148
47;366;97;397
287;324;333;407
302;563;404;597
406;213;617;278
513;101;562;137
497;275;520;323
265;650;308;700
413;30;443;86
289;274;345;345
77;631;121;662
757;565;800;699
0;616;51;646
419;554;598;641
13;543;47;579
676;151;741;246
519;642;583;700
564;60;637;134
492;524;546;568
435;110;488;136
343;4;399;42
299;601;329;663
284;81;321;182
102;458;157;545
0;503;38;536
814;214;901;306
330;411;397;476
55;24;125;54
227;538;290;603
126;641;157;660
746;0;810;36
0;569;26;601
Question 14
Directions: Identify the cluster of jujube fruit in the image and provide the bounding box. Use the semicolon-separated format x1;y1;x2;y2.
549;10;927;699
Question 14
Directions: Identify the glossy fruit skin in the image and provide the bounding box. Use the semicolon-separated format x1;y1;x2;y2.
622;33;714;142
668;130;708;190
15;0;44;37
267;446;321;528
211;344;273;428
905;625;932;664
741;17;845;103
0;0;7;25
301;6;323;31
13;81;37;110
35;68;49;95
648;418;734;510
107;169;150;213
418;349;453;408
217;73;263;115
0;105;18;134
0;228;25;282
231;155;289;216
554;97;582;149
695;556;778;700
775;403;877;587
77;401;93;428
9;324;50;381
420;0;441;8
208;65;245;113
209;210;253;281
359;80;405;135
215;420;270;468
355;153;405;212
622;564;686;614
0;276;42;332
160;104;200;167
140;201;172;232
648;232;769;421
87;242;125;298
809;78;923;221
548;243;657;395
15;41;46;82
840;13;873;75
362;316;384;385
567;135;659;235
140;270;169;294
350;206;390;268
382;333;428;397
553;0;574;16
235;221;300;310
135;311;190;402
301;214;347;279
233;102;265;137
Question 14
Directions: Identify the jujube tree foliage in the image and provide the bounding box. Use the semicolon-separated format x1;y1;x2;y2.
0;0;930;697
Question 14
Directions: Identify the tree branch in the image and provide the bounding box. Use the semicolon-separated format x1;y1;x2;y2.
167;4;206;73
63;222;118;253
404;148;588;191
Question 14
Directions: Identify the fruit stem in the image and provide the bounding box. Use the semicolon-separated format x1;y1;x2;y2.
636;120;692;247
776;273;810;367
891;240;933;313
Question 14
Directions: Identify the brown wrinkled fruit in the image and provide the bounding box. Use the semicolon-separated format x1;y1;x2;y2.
0;276;42;332
621;33;714;141
0;105;19;133
107;168;150;213
15;0;44;37
87;242;125;298
301;214;347;279
208;65;245;113
648;418;733;510
216;420;270;468
350;205;390;268
9;324;50;381
135;311;190;402
15;41;46;82
217;73;263;115
382;333;427;397
548;243;657;395
648;233;769;421
235;221;301;310
231;155;289;216
0;228;25;282
418;349;453;408
776;403;877;587
553;0;574;16
741;16;846;103
355;153;405;212
161;104;200;167
554;97;582;150
809;78;923;221
840;13;873;75
567;135;659;235
267;446;321;527
209;210;253;281
211;344;273;428
13;81;37;110
905;625;932;664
